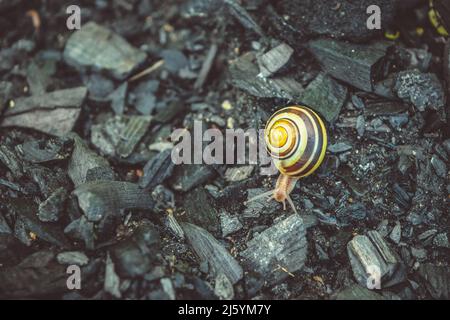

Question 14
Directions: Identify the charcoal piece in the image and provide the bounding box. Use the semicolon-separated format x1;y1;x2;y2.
83;73;115;101
9;199;71;249
56;251;89;266
154;100;184;123
163;213;185;239
1;87;87;137
308;39;390;92
110;220;160;278
63;22;147;80
224;165;254;182
28;165;68;198
151;184;175;213
214;273;234;300
240;214;307;287
109;82;128;115
347;230;406;288
220;212;243;237
333;284;385;300
229;52;304;100
17;138;73;164
356;115;365;136
0;262;67;299
194;44;218;89
139;149;174;189
182;187;219;234
171;164;215;192
18;250;55;269
430;155;447;179
0;145;24;177
181;222;243;284
276;0;396;42
160;49;189;74
131;80;159;115
0;213;12;234
418;264;449;299
0;81;12;112
337;166;369;197
243;188;280;218
26;59;55;96
393;70;445;113
433;233;450;248
224;0;264;35
104;252;121;298
91;115;152;158
389;222;402;244
38;187;68;222
73;181;155;222
257;43;294;78
64;216;95;250
364;101;408;116
328;142;352;154
336;203;367;225
67;133;114;187
299;73;347;123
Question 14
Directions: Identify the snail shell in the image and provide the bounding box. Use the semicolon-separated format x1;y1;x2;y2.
264;105;328;178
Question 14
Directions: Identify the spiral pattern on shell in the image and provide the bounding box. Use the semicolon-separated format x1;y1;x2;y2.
264;105;328;178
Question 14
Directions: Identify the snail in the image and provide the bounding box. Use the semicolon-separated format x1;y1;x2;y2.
247;105;328;214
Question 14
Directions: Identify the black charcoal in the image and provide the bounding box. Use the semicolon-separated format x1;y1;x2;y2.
68;133;115;187
299;73;347;123
393;70;445;112
38;187;67;222
240;214;307;286
63;22;147;80
139;149;175;189
171;164;215;192
91;115;152;158
257;43;293;78
73;181;155;222
181;222;243;284
56;251;89;266
308;39;390;92
182;187;219;234
1;87;87;137
347;230;406;288
229;52;304;100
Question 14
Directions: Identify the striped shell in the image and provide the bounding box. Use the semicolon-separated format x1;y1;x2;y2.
264;105;328;178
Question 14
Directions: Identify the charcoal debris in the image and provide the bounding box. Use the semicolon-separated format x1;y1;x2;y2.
257;43;294;78
240;214;307;287
171;164;215;192
309;39;390;92
229;52;304;100
418;264;450;299
182;222;243;284
299;73;348;123
91;115;152;158
68;133;115;187
139;149;175;189
73;181;155;222
333;284;385;300
56;251;89;266
224;166;254;182
182;187;219;234
347;231;406;288
1;87;87;136
393;70;445;113
63;22;147;80
104;252;121;298
38;187;67;222
110;220;161;278
276;0;396;42
219;212;243;237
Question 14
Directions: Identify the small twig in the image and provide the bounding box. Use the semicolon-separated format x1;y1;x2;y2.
128;59;164;82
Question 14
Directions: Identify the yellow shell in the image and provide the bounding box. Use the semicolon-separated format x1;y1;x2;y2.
264;105;328;178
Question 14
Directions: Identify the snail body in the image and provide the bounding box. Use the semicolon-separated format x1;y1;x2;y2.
247;105;328;214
